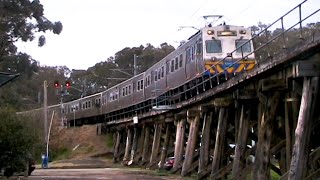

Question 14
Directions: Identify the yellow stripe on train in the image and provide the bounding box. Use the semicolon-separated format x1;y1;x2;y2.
204;60;256;74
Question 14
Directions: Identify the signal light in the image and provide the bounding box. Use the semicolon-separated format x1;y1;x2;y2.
54;81;60;88
65;81;71;88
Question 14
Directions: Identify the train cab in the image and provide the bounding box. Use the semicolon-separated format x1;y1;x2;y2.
202;25;256;75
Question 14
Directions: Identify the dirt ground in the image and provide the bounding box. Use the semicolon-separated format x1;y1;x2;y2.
41;120;190;180
50;117;112;160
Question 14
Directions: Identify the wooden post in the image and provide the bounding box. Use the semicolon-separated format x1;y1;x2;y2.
123;127;133;163
141;125;150;164
113;131;121;163
135;124;145;162
210;97;232;179
232;104;250;178
181;109;200;176
211;107;229;178
173;118;186;169
289;77;319;180
129;126;139;165
149;123;162;166
252;91;280;180
198;111;213;174
159;124;171;169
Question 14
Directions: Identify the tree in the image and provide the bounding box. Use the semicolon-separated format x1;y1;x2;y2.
0;0;63;109
0;107;40;177
0;0;62;59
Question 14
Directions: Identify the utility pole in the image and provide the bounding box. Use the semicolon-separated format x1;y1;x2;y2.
134;54;137;76
43;80;48;145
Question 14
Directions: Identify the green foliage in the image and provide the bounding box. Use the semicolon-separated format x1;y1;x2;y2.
105;133;114;148
50;147;71;161
0;0;63;60
0;0;64;110
0;107;40;174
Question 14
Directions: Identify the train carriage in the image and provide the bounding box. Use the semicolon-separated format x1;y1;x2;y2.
61;23;256;124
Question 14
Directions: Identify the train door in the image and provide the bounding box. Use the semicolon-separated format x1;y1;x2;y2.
165;59;170;88
195;40;204;74
185;44;197;79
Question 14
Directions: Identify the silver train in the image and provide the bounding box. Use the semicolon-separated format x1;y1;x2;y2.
56;24;256;124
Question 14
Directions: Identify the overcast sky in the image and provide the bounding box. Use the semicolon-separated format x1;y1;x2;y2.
17;0;319;70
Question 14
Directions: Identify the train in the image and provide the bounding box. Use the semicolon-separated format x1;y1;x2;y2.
55;24;256;125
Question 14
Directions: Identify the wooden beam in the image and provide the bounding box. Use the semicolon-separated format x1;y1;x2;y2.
129;126;139;165
149;123;162;166
159;124;171;169
289;77;319;180
285;97;292;171
181;115;200;176
211;107;229;179
197;161;213;180
175;110;187;120
253;91;280;180
198;111;213;174
232;104;250;179
213;97;233;107
141;126;150;164
211;163;233;179
113;131;121;163
261;79;286;92
292;60;320;77
123;127;133;164
173;119;186;170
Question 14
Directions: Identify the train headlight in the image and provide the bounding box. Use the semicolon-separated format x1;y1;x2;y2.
207;30;214;35
239;30;246;34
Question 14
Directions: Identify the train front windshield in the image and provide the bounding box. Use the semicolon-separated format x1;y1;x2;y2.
205;40;222;53
235;39;251;53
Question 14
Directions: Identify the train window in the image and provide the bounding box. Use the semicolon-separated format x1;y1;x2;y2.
154;70;158;81
179;54;183;68
191;46;195;61
171;60;174;72
158;69;161;79
88;101;91;108
235;39;251;53
129;85;131;94
196;42;202;55
137;81;140;91
145;77;148;87
175;57;178;70
147;75;151;86
206;40;222;53
161;66;164;77
95;98;100;106
186;48;191;63
122;88;125;96
125;87;128;96
140;80;144;89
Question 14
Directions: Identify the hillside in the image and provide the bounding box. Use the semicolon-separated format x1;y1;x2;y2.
49;118;113;160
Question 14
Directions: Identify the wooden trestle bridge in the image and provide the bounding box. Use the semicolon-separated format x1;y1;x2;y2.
21;1;320;180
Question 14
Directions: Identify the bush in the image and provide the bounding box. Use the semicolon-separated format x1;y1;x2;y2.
0;107;39;177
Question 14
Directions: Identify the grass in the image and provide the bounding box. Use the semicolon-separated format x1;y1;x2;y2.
105;133;114;148
271;169;281;179
50;147;72;161
154;169;170;176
